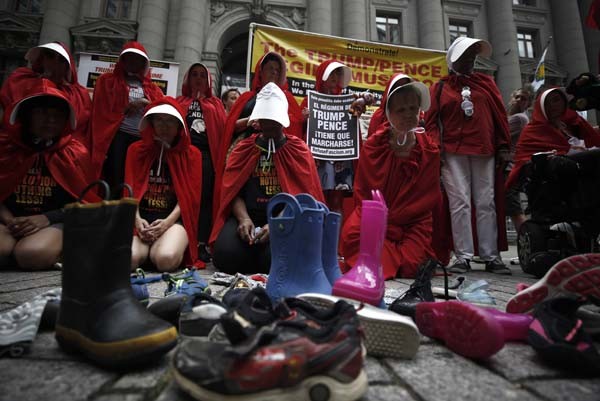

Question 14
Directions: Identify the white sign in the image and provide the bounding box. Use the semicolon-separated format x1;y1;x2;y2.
77;52;179;97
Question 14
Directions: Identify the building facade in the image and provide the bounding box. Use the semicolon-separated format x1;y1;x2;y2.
0;0;597;106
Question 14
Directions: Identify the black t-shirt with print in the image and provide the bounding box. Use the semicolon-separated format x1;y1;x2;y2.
239;136;286;226
138;160;177;223
186;100;210;152
4;155;75;217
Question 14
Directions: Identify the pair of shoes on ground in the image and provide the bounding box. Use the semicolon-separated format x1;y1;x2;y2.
506;253;600;313
172;287;368;401
449;258;512;275
146;268;210;326
528;296;600;375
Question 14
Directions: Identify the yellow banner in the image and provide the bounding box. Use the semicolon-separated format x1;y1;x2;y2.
250;24;448;105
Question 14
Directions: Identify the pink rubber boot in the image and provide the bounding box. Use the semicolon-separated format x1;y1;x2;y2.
485;308;534;341
415;301;534;359
332;190;387;306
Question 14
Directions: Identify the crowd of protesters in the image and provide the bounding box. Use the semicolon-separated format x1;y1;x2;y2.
1;37;598;278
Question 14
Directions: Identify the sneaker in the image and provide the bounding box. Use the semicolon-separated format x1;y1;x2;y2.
147;268;210;326
172;300;367;401
130;268;162;307
415;301;505;359
389;259;441;318
506;254;600;314
449;259;471;274
485;259;512;275
528;297;600;375
179;293;228;338
298;292;420;359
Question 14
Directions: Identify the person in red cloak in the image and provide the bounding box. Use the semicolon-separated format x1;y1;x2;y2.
176;63;226;266
210;82;323;274
425;37;511;275
90;41;164;188
0;80;98;270
0;42;92;148
218;52;303;168
367;73;413;138
125;97;202;271
341;81;440;279
300;60;353;214
506;87;600;189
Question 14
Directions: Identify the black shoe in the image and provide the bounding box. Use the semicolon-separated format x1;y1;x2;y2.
485;259;512;275
389;259;443;319
529;297;600;376
448;259;471;273
179;292;227;337
198;243;212;263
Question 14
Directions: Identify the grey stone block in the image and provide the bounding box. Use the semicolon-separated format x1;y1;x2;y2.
486;343;563;381
0;359;116;401
523;379;600;401
387;343;542;401
361;385;415;401
92;394;145;401
365;357;393;384
112;352;172;390
155;382;196;401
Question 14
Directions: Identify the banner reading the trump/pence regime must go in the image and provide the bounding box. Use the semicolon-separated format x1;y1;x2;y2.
249;24;448;105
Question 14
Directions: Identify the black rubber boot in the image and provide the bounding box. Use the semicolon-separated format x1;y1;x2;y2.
55;189;177;369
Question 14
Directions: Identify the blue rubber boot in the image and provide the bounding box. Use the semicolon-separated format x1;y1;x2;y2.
295;195;342;286
266;193;331;301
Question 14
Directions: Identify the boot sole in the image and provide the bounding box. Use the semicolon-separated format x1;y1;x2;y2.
172;361;368;401
415;301;504;359
55;325;177;369
297;293;420;359
506;254;600;314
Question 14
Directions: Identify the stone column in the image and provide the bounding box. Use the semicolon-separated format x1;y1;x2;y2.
136;0;169;60
174;0;207;94
39;0;79;47
343;0;367;40
486;0;522;102
550;0;589;80
417;0;445;50
307;0;332;35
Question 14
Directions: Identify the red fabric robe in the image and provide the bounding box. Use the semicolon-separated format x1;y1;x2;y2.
209;134;324;247
341;123;441;279
176;63;226;221
124;97;202;264
0;82;97;204
90;41;164;176
218;52;303;170
0;43;92;148
425;73;510;261
506;89;600;188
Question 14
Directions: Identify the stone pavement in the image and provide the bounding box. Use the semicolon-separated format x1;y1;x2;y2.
1;246;599;401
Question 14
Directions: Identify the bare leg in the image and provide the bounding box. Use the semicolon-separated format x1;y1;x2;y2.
0;224;16;267
149;224;188;272
131;235;150;270
13;224;62;270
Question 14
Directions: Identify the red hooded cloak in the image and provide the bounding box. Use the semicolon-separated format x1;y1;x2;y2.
209;133;324;247
341;123;441;279
124;97;202;264
176;63;226;219
506;88;600;188
0;81;98;204
367;73;412;138
425;72;510;259
90;41;164;175
0;42;92;148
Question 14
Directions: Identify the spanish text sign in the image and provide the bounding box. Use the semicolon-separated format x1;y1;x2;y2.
307;91;359;161
250;24;448;105
77;52;179;97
